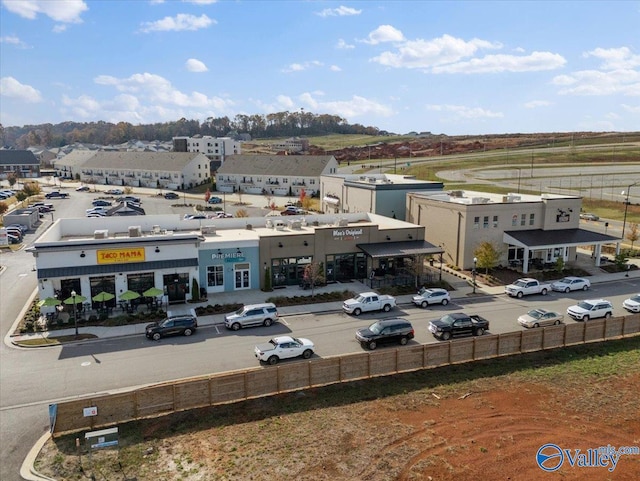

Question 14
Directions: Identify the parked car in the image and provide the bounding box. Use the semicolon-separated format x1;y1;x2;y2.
412;287;450;308
579;213;599;221
355;318;415;350
184;214;208;220
164;192;179;199
551;276;591;293
106;188;123;195
6;223;28;234
428;312;490;340
44;191;69;199
75;186;90;192
92;199;112;207
566;299;613;321
208;196;222;204
254;336;315;364
117;196;141;204
224;303;279;330
622;294;640;313
214;212;233;218
86;207;110;216
281;206;304;215
145;315;198;340
504;278;551;298
517;308;564;328
343;292;397;315
7;233;21;244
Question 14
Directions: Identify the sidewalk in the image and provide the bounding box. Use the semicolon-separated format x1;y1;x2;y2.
10;257;640;345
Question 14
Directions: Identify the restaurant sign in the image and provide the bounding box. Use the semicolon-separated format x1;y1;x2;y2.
97;248;146;264
333;228;363;240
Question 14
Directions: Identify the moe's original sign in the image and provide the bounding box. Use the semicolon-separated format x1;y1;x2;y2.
97;248;145;264
332;228;363;240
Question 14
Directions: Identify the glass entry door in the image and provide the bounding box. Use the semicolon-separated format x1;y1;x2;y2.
234;263;250;290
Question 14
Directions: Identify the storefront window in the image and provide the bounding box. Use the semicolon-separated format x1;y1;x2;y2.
127;272;154;294
90;276;116;308
271;256;314;286
207;265;224;287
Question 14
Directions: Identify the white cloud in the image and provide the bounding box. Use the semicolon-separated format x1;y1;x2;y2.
185;58;208;72
52;24;68;33
363;25;405;45
584;47;640;70
140;13;214;33
0;35;28;48
1;0;87;23
0;77;42;102
524;100;552;109
336;38;355;50
299;92;393;118
426;104;503;119
552;69;640;96
330;65;342;72
621;103;640;113
316;6;362;17
282;60;323;73
433;51;566;74
373;34;500;69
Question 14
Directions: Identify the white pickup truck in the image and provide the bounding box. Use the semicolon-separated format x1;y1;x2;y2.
504;278;551;298
342;292;397;316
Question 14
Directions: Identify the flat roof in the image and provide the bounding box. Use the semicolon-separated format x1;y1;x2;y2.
410;190;578;205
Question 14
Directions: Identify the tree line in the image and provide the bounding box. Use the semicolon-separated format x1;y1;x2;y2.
0;112;388;149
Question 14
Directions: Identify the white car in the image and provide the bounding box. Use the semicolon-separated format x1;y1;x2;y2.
106;188;124;195
254;336;315;365
566;299;613;321
86;206;109;215
551;276;591;293
622;294;640;313
412;287;450;308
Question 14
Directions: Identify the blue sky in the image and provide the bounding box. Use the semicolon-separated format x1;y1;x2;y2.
1;0;639;135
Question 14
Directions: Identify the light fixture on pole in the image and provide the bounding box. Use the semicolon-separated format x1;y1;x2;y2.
472;257;478;294
71;289;78;336
621;182;638;243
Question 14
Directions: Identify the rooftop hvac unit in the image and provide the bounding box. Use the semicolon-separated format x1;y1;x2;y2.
338;218;348;227
128;226;142;237
471;197;490;204
290;220;302;230
152;225;161;234
94;229;108;239
266;219;273;229
246;224;253;230
200;226;216;235
450;190;464;198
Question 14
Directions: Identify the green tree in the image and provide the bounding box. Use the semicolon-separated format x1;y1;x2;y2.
473;241;502;275
263;266;273;292
191;278;200;302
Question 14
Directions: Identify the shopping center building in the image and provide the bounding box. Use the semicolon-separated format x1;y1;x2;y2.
30;213;442;313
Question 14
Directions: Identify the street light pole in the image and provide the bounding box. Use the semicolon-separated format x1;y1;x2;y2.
71;289;78;336
472;257;477;294
621;182;638;243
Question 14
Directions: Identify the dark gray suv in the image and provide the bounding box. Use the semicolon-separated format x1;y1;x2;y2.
145;315;198;340
355;318;415;350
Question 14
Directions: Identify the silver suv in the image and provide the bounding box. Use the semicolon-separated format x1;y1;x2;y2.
566;299;613;321
224;303;279;330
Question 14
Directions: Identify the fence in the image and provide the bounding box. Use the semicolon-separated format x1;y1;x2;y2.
52;314;640;435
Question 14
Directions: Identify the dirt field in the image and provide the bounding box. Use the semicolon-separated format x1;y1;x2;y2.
36;340;640;480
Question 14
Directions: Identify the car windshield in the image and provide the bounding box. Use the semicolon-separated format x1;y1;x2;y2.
354;295;366;303
576;301;594;310
557;278;572;284
439;315;456;326
368;322;383;334
630;295;640;303
513;280;527;287
527;310;544;319
234;307;246;315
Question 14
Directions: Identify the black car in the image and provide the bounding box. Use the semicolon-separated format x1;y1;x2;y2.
164;192;179;199
355;318;414;350
145;315;198;341
92;199;112;207
44;191;69;199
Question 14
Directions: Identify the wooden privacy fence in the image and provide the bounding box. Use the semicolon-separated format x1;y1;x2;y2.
52;314;640;435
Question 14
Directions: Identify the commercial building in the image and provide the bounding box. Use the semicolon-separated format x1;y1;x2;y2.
0;149;40;179
407;190;621;272
30;213;441;314
320;173;443;220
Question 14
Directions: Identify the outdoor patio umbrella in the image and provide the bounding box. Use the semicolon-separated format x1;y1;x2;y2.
63;294;88;305
143;287;164;297
92;291;115;303
119;290;141;301
37;297;61;307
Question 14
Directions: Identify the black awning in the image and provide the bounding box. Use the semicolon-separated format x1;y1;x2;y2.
37;258;198;279
504;228;620;248
357;240;443;258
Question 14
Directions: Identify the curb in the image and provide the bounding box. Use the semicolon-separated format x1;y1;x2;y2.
20;431;55;481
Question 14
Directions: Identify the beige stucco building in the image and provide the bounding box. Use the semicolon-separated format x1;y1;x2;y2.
407;190;621;273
